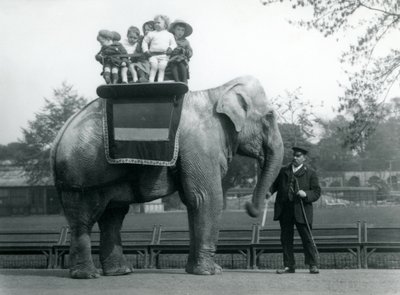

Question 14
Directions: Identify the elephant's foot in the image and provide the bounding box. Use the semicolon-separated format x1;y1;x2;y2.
101;255;133;276
103;266;133;276
69;262;100;279
185;260;222;275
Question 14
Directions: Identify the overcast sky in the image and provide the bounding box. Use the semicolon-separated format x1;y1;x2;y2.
0;0;354;144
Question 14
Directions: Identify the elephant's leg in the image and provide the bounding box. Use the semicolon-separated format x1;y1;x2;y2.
180;166;223;275
97;203;132;276
61;190;110;279
181;190;196;273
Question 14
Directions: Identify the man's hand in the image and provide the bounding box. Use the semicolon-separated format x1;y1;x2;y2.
297;190;307;198
121;62;126;67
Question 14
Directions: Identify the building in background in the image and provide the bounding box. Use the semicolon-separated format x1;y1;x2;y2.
0;163;59;216
0;162;164;216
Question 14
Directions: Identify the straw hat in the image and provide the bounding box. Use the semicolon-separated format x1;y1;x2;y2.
169;19;193;37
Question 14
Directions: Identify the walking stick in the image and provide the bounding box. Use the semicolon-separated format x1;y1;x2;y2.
261;200;268;228
295;179;320;262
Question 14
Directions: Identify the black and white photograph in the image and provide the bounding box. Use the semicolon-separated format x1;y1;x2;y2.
0;0;400;294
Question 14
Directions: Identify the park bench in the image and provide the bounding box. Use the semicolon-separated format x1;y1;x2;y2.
0;226;67;269
149;225;257;269
53;225;158;269
251;221;363;269
362;222;400;268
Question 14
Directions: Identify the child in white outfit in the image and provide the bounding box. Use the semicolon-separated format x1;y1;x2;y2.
142;15;177;82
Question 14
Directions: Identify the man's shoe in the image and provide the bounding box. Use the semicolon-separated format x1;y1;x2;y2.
309;266;319;274
276;267;295;274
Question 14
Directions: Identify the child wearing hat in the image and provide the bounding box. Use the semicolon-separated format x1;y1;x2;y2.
142;15;177;82
95;29;129;84
168;20;193;84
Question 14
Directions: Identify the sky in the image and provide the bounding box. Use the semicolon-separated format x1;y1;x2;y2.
0;0;357;144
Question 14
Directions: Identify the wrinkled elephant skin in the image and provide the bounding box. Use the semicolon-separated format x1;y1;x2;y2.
51;76;283;278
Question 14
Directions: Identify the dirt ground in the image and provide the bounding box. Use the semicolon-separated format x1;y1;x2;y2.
0;269;399;295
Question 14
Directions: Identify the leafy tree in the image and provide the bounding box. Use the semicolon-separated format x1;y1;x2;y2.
273;88;322;143
316;115;359;171
362;98;400;170
272;88;321;166
18;82;89;184
0;142;28;162
260;0;400;150
316;98;400;172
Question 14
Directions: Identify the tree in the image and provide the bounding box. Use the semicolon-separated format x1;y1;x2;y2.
273;88;322;143
18;82;89;184
316;98;400;172
316;115;359;171
260;0;400;150
272;88;321;166
0;142;27;162
362;98;400;169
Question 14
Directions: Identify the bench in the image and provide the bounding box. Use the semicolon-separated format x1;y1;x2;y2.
53;225;158;269
0;227;67;269
362;222;400;268
149;225;257;269
251;221;362;269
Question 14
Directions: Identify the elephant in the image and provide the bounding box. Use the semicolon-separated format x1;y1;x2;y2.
50;75;284;279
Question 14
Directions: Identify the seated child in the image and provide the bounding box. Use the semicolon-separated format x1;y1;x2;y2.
168;20;193;83
122;26;141;83
142;15;177;82
95;30;128;84
133;21;155;82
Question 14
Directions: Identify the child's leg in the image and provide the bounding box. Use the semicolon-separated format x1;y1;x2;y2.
103;67;111;84
170;63;180;82
178;62;188;83
129;64;138;82
111;67;119;84
120;66;128;83
148;56;158;83
137;68;148;82
157;57;168;82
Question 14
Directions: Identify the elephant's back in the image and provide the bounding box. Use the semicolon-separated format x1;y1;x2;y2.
52;99;122;186
54;98;103;158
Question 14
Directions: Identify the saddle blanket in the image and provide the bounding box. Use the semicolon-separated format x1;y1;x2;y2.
102;93;184;166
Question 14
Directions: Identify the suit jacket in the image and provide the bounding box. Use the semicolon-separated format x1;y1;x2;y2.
271;164;321;224
95;43;128;67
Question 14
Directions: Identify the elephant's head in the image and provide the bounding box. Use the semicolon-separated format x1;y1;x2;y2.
216;76;283;217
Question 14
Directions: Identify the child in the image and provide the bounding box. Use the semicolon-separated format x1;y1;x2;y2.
142;20;155;36
112;31;129;83
134;21;154;82
142;15;177;82
168;20;193;84
95;30;129;84
122;26;140;83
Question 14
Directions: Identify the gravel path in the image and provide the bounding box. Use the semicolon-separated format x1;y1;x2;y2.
0;269;399;295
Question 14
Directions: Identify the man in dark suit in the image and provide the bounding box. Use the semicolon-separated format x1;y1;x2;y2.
270;146;321;274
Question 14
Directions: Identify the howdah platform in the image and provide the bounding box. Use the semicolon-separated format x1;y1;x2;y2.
100;82;188;166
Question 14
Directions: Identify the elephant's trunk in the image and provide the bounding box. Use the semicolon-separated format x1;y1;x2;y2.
246;115;283;218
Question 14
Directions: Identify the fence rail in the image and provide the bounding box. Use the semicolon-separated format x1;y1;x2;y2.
1;222;399;269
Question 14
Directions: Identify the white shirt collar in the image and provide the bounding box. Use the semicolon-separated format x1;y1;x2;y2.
292;164;303;173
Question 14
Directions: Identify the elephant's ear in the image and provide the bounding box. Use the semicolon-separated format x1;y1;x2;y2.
216;84;250;132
